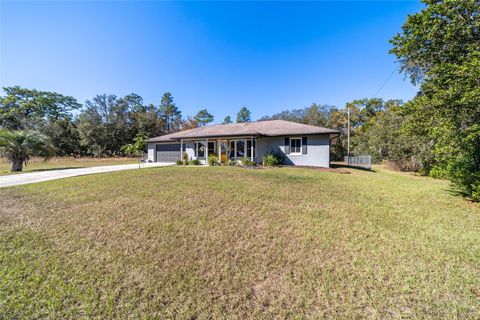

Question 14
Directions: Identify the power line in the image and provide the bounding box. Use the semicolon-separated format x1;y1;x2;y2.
372;66;398;98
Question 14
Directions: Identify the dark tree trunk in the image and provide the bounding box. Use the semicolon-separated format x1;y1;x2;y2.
11;159;24;172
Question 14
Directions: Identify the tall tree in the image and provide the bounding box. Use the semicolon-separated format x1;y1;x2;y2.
222;115;232;124
77;94;135;156
261;103;333;126
194;109;214;126
158;92;181;132
390;0;480;200
129;102;164;139
182;116;199;130
0;86;81;130
390;0;480;85
236;107;251;123
41;118;82;156
352;100;407;163
0;86;82;155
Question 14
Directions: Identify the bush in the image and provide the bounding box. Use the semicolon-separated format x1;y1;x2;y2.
176;160;183;165
208;154;218;166
189;159;200;165
240;157;255;166
448;128;480;201
182;152;189;165
262;153;282;166
226;159;237;166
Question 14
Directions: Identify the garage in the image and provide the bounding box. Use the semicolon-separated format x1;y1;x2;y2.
155;143;181;162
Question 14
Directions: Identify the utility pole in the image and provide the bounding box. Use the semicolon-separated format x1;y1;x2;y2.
347;106;350;165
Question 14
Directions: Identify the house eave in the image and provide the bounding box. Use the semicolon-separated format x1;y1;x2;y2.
148;131;341;143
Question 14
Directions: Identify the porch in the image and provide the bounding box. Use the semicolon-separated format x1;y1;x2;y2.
179;136;257;164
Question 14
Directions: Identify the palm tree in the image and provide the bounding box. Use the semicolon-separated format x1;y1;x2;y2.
0;130;55;172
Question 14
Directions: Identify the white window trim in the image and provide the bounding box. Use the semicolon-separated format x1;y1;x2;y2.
246;139;254;158
290;137;302;155
194;141;206;158
207;141;216;155
229;139;255;159
235;140;246;158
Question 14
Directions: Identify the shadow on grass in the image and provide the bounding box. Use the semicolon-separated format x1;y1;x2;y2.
1;166;86;175
445;185;479;203
330;163;376;173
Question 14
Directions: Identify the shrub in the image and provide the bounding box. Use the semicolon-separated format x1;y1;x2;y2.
189;159;200;165
240;157;255;166
208;154;218;166
262;153;282;166
182;152;189;165
226;159;237;166
176;160;183;165
448;129;480;202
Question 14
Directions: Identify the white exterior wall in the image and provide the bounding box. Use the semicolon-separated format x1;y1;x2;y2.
256;134;331;167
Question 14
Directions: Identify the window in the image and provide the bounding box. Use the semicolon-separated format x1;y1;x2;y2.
229;141;235;159
208;141;216;155
228;139;256;158
290;138;301;154
236;140;245;158
195;141;205;158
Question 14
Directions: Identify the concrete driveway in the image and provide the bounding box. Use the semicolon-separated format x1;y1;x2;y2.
0;162;174;188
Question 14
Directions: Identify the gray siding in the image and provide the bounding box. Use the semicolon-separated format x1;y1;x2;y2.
156;143;181;162
150;135;331;167
256;134;330;167
148;142;200;163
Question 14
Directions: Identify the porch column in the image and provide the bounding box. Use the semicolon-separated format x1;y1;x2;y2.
218;139;221;162
180;139;183;161
205;138;209;164
227;139;230;160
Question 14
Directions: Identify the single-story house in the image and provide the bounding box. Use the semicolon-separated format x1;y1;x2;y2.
147;119;341;167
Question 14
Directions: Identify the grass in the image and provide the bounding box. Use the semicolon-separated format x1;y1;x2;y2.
0;156;138;175
0;166;479;318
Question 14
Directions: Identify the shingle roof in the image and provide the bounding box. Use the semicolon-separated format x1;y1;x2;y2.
148;120;341;142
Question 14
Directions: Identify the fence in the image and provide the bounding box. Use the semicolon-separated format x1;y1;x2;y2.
344;155;372;170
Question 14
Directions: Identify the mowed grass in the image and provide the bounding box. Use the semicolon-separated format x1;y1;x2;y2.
0;166;479;319
0;156;138;175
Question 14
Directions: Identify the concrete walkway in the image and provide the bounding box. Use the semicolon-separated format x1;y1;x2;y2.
0;162;174;188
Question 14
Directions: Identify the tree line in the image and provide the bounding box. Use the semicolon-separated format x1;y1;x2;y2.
260;99;406;163
0;88;252;158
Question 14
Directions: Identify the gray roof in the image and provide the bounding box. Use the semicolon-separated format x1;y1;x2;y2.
148;119;341;142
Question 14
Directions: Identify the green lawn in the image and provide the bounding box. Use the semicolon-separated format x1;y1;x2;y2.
0;166;479;318
0;157;138;175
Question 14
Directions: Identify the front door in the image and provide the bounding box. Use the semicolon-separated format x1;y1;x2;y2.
220;140;227;163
